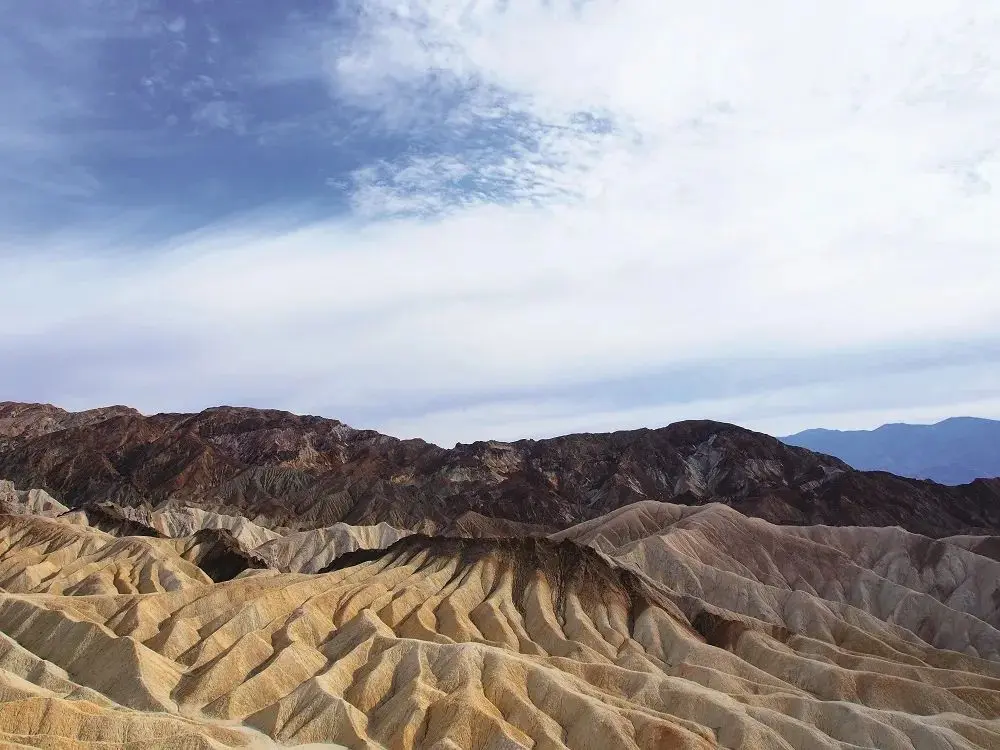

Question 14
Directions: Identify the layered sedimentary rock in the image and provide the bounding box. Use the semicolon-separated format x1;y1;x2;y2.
0;479;67;517
1;401;998;747
2;401;998;536
0;496;998;748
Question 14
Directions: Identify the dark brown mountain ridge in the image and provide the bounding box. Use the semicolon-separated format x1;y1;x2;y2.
1;400;998;536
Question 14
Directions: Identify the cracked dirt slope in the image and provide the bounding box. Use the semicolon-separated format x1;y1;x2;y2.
0;500;998;748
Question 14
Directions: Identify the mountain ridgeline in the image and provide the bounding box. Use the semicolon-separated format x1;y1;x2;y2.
1;402;998;537
782;417;1000;485
2;401;1000;749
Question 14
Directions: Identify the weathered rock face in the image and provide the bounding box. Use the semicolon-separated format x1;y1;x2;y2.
1;498;999;749
1;401;998;535
0;479;68;517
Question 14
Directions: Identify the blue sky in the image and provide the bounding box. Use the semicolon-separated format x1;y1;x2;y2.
2;0;999;446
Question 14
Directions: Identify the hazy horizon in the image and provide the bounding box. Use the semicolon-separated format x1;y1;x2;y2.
5;397;998;448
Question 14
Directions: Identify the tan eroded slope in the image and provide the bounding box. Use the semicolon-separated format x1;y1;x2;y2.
556;501;1000;658
0;514;215;595
0;480;68;518
55;500;410;575
254;522;412;573
0;503;997;747
149;506;283;550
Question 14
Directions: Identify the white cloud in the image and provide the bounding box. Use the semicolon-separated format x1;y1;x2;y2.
371;360;1000;446
329;0;1000;236
3;1;1000;443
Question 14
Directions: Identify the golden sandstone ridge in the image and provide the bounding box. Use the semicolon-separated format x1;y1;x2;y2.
0;495;998;749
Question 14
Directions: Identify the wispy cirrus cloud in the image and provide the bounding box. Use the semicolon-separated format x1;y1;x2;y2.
326;0;1000;218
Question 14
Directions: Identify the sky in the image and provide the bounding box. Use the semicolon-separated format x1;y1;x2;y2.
2;0;999;447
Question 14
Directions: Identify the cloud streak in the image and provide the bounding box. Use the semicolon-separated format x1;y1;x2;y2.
2;0;1000;445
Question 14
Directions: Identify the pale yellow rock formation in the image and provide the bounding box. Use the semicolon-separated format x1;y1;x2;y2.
0;515;213;595
150;507;283;550
254;522;412;572
0;501;997;748
0;480;68;518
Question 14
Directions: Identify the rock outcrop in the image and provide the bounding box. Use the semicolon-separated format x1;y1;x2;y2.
0;479;67;517
2;402;998;536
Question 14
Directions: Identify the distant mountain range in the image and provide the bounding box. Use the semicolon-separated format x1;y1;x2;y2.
781;417;1000;485
2;402;999;538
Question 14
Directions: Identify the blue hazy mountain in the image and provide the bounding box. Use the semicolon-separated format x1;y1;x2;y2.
781;417;1000;485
